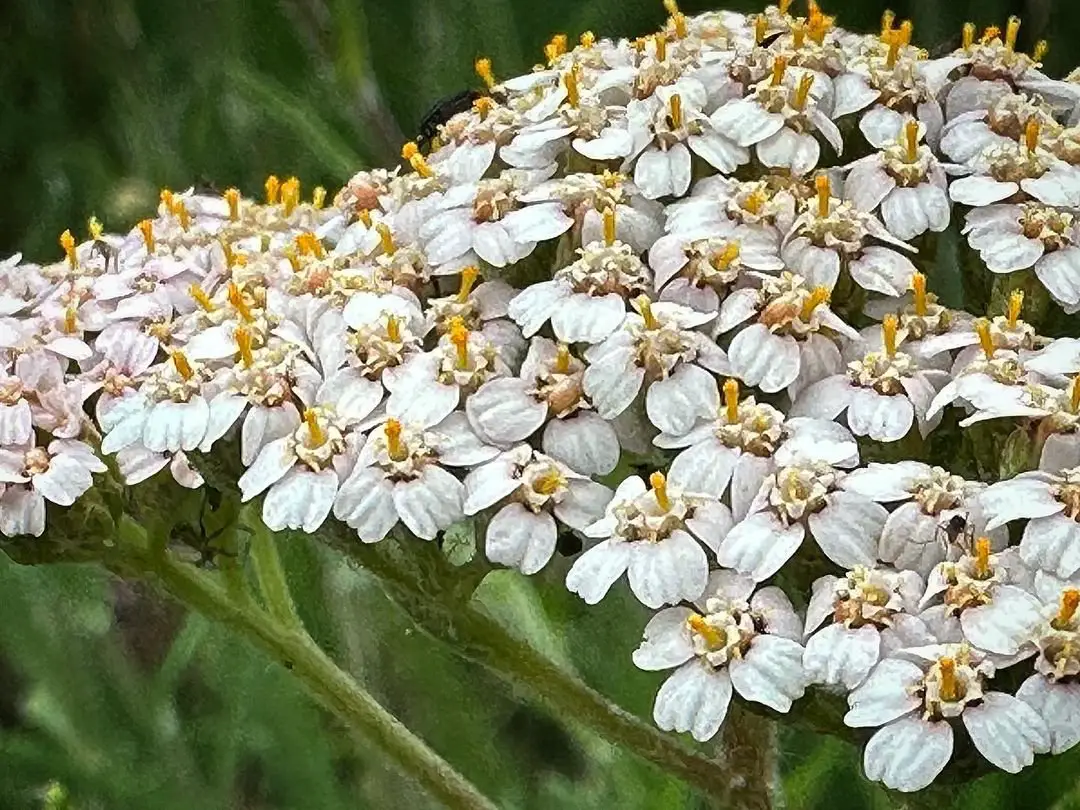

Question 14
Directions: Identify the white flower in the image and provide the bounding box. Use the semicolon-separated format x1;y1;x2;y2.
583;297;728;435
802;566;929;690
980;467;1080;580
463;446;612;574
665;176;797;240
565;472;731;609
0;372;34;445
939;92;1052;164
792;315;950;442
0;438;106;537
334;412;497;542
633;570;806;742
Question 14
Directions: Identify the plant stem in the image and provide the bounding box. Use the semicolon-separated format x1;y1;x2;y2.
116;525;498;810
245;507;302;628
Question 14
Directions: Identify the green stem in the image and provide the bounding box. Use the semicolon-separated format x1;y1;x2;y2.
338;536;731;797
245;507;302;628
116;522;498;810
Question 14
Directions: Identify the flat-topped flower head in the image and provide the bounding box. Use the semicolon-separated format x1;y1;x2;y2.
463;445;612;574
632;570;806;742
846;642;1049;792
802;565;927;690
566;471;732;608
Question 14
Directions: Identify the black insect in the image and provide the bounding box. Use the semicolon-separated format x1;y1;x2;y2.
416;89;484;148
90;239;119;272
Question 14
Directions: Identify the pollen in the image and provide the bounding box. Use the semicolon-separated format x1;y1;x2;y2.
688;614;725;649
602;170;623;189
228;282;255;323
770;56;787;86
1033;40;1049;63
533;469;565;496
711;242;740;271
975;318;995;359
296;232;325;259
791;72;814;111
88;216;104;241
904;119;919;163
671;12;687;38
1007;289;1024;328
235;326;255;368
580;31;595;48
882;314;899;358
723;378;740;424
175;201;191;231
376;222;397;255
881;9;895;37
554;343;572;374
974;536;992;579
778;0;792;14
1025;118;1041;154
654;33;667;62
160;189;175;212
1054;589;1080;629
743;187;767;215
189;284;216;312
457;265;480;302
265;175;281;205
401;142;434;178
669;93;683;130
603;206;617;246
385;314;402;343
304;408;327;447
357;209;373;228
635;295;660;330
938;657;958;702
1071;375;1080;413
754;14;767;45
815;174;831;218
63;306;78;334
564;65;581;108
281;177;301;216
312;186;327;209
224;188;241;222
137;220;155;254
475;57;496;89
59;229;77;268
801;286;831;321
172;351;195;381
911;272;928;317
791;19;806;50
650;471;671;512
473;95;494;120
1005;15;1020;52
962;22;975;50
544;34;568;65
448;317;471;369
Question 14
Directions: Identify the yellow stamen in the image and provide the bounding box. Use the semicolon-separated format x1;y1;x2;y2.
457;265;480;303
224;188;240;222
580;31;595;48
904;119;919;163
449;317;470;368
160;189;175;213
384;418;406;461
475;57;496;89
59;229;77;268
886;35;901;68
137;220;155;254
1025;118;1040;154
807;1;833;44
975;319;995;359
63;306;77;334
938;657;958;702
172;351;195;381
723;378;739;424
383;313;402;343
376;223;396;255
1005;16;1020;52
602;170;622;189
401;142;434;178
911;272;928;317
672;12;687;38
791;72;814;111
1007;290;1024;328
711;242;741;271
743;188;766;215
897;20;913;45
881;9;895;37
962;22;975;50
265;175;281;205
189;284;216;312
603;207;617;246
473;95;494;120
801;286;831;320
815;174;830;218
1054;589;1080;629
688;614;725;649
669;93;683;130
792;19;806;49
636;295;659;330
544;34;568;65
533;469;565;496
778;0;792;14
228;282;254;323
312;186;326;209
554;343;571;374
564;66;580;108
296;232;326;259
1033;40;1049;63
281;177;300;216
974;536;991;578
175;201;191;231
304;408;326;447
221;239;238;270
981;25;1001;45
235;326;255;368
654;33;667;62
357;209;373;228
883;314;899;358
662;0;679;14
88;216;104;241
650;471;670;511
754;14;767;45
770;56;787;86
1071;376;1080;413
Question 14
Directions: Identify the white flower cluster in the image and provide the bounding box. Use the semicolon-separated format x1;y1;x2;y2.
5;0;1080;793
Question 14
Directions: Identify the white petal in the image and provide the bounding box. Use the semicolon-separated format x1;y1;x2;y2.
633;607;696;671
0;488;45;537
960;584;1043;655
653;662;733;742
238;437;295;500
317;368;383;424
628;530;708;609
262;468;337;533
645;364;718;436
808;493;886;568
334;466;398;543
864;716;953;792
949;176;1018;206
980;477;1063;531
143;398;210;453
551;292;627;345
711;98;784;147
466;378;547;445
393;465;464;540
1020;513;1080;580
963;692;1050;773
848;247;916;297
32;455;93;507
506;280;572;337
428;412;500;467
728;325;799;393
566;539;633;604
717;512;804;582
802;623;880;690
668;439;737;500
542;412;620;476
846;388;914;442
582;349;644;419
729;635;806;712
199;392;248;453
1016;675;1080;754
485;503;557;575
845;658;925;727
241;403;300;466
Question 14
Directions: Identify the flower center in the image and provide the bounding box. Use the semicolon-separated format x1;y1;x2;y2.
24;447;50;476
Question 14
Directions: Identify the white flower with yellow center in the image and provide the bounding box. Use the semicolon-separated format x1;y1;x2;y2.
939;91;1054;164
423;270;523;366
566;472;732;609
863;272;976;361
340;289;426;382
792;315;951;442
583;296;728;436
802;566;929;690
463;445;612;575
0;438;106;537
980;466;1080;580
0;371;33;445
632;570;806;742
333;412;498;542
665;175;798;240
720;271;857;396
716;460;887;580
507;220;650;345
846;643;1050;792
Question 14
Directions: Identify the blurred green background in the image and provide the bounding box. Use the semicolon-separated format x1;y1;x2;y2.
3;1;1080;808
